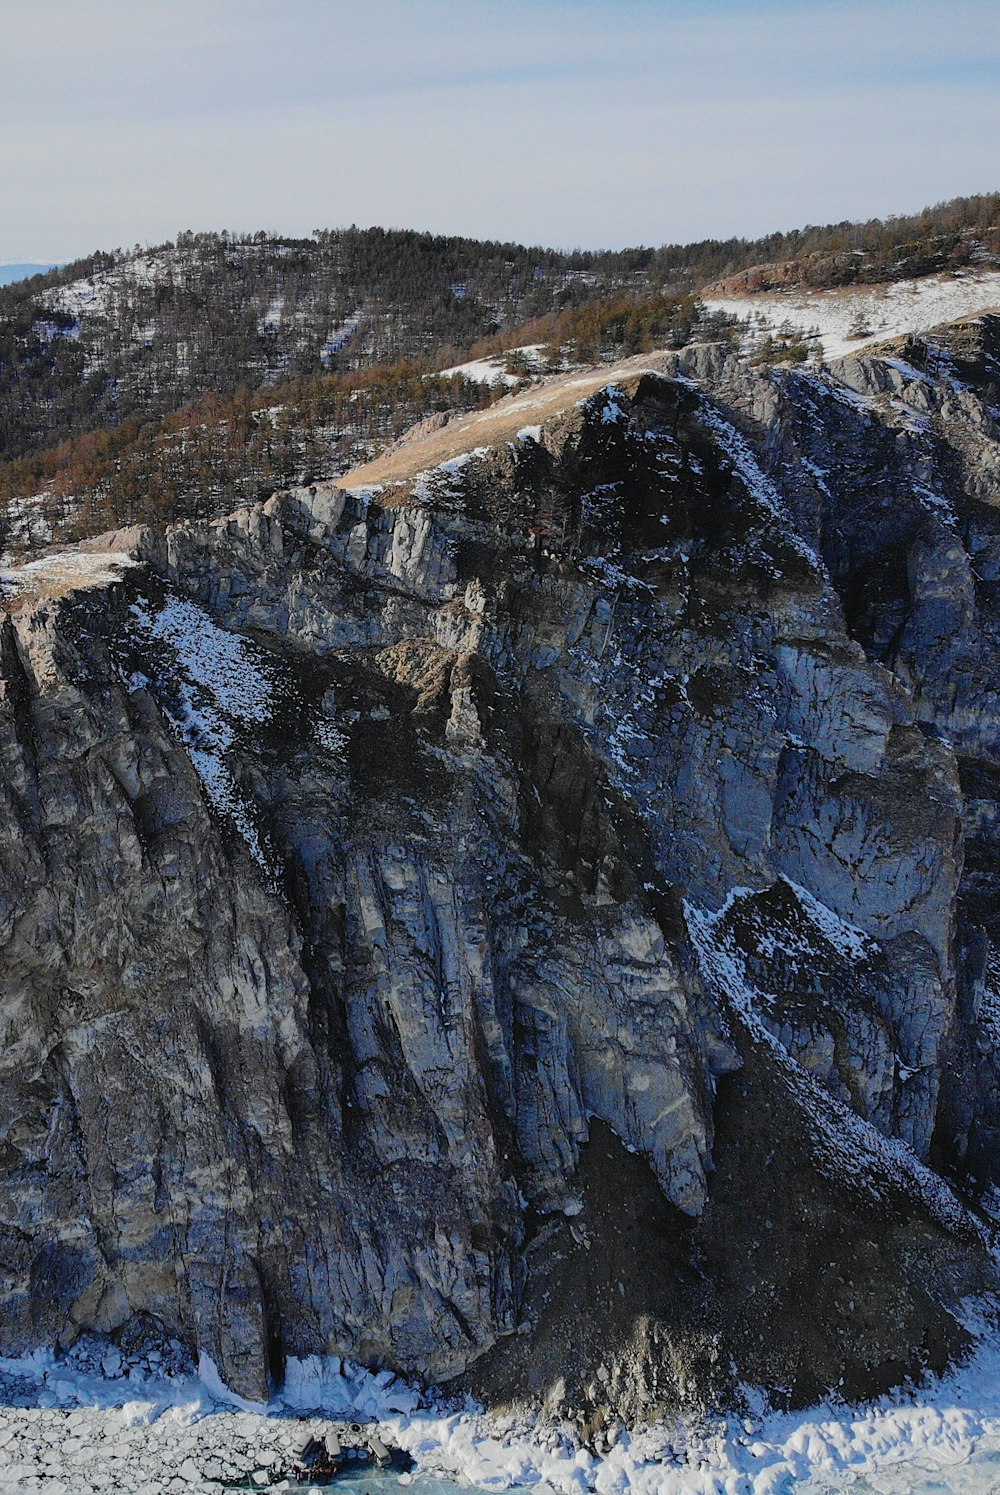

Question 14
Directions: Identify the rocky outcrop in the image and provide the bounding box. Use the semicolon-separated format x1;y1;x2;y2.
2;341;1000;1417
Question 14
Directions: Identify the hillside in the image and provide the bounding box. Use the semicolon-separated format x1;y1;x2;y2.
1;195;998;569
3;190;997;467
703;267;1000;361
0;229;662;466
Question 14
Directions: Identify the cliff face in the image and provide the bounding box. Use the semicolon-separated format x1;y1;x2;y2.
2;329;1000;1418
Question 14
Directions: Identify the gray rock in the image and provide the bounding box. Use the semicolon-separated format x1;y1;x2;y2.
2;341;1000;1417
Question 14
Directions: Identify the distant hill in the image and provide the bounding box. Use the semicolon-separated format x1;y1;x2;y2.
0;230;667;464
1;192;998;548
2;196;998;463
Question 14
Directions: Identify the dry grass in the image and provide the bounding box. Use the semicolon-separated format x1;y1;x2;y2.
335;352;673;496
0;545;139;609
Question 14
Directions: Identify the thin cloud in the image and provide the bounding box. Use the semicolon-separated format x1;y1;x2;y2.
1;0;997;258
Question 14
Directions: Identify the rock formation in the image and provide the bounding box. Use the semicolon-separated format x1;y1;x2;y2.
3;327;1000;1419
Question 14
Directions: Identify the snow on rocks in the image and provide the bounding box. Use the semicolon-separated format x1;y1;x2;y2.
597;387;627;424
8;1333;1000;1493
691;395;824;574
128;595;290;878
0;546;139;596
766;876;876;966
408;448;491;508
685;888;978;1237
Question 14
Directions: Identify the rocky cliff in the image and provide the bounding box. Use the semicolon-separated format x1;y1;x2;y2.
3;326;1000;1422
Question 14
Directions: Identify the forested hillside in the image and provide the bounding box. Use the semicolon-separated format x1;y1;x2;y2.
1;193;997;553
0;364;496;545
0;228;654;464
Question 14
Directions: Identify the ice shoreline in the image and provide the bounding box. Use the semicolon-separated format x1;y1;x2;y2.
5;1311;1000;1494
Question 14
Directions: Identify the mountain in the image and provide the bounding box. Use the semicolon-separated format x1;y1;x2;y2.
0;196;997;575
3;191;999;474
3;286;1000;1423
0;230;666;465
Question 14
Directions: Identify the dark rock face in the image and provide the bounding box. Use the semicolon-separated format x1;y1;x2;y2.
2;335;1000;1416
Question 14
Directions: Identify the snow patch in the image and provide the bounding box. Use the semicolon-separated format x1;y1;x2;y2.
321;310;363;362
437;345;546;388
780;876;876;964
315;717;348;755
0;547;139;593
129;596;285;878
598;387;627;424
9;1333;1000;1492
410;448;490;505
704;268;1000;362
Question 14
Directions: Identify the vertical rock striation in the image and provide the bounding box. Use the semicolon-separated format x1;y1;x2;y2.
2;333;1000;1414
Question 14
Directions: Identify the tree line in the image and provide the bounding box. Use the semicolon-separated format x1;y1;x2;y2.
0;362;494;544
5;193;996;466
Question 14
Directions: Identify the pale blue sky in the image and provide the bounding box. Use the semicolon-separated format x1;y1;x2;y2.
2;0;998;259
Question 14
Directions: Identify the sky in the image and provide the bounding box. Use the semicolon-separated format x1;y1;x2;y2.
2;0;999;261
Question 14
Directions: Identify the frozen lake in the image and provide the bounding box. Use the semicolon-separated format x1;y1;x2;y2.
277;1472;484;1495
798;1445;1000;1494
6;1322;1000;1494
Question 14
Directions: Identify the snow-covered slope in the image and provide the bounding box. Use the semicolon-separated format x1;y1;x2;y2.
51;251;168;322
0;545;139;595
437;344;547;386
704;268;1000;359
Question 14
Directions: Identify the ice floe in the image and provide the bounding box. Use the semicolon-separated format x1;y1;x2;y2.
8;1328;1000;1493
